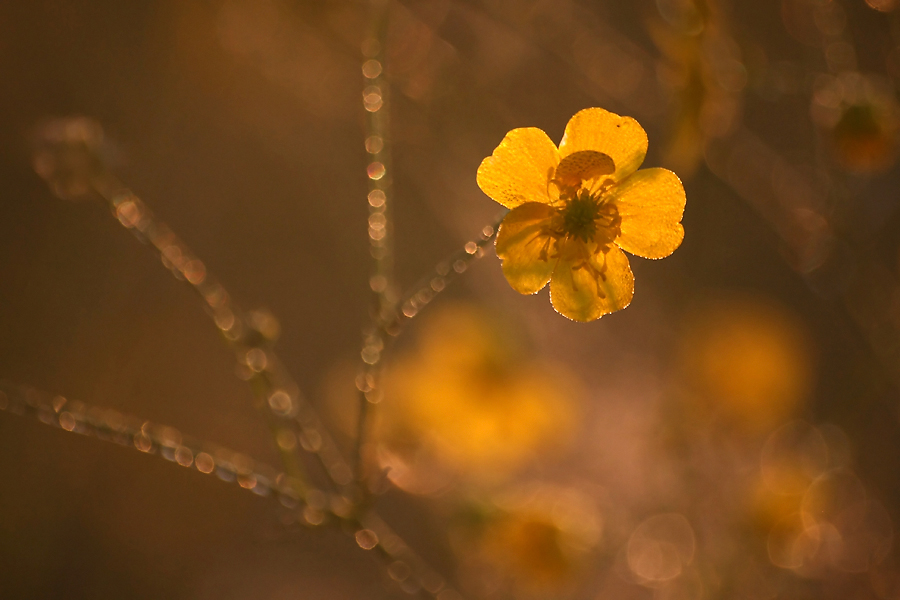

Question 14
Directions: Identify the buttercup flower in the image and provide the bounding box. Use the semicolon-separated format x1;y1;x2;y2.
477;108;686;321
378;305;578;489
455;486;601;590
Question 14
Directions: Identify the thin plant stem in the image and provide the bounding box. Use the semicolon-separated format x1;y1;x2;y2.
387;215;504;332
0;379;467;599
32;114;470;600
355;0;393;485
363;0;394;313
0;380;309;510
88;173;353;493
353;214;503;487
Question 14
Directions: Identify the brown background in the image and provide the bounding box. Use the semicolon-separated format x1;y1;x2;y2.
2;0;900;598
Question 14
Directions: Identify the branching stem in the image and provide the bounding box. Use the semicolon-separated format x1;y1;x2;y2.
0;379;464;599
89;173;353;494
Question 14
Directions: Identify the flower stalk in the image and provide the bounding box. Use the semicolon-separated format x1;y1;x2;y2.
354;0;393;486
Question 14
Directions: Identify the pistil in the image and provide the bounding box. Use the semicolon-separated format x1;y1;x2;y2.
561;189;601;242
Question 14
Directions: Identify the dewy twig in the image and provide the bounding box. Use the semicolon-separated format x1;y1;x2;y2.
388;217;504;330
352;0;506;488
31;116;469;599
32;115;355;494
89;173;354;494
363;0;394;314
0;380;310;513
354;0;393;484
354;213;502;489
0;380;467;599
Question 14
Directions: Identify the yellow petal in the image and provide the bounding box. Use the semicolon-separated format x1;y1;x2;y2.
558;108;648;181
550;244;634;322
611;168;686;259
477;128;560;209
496;202;557;294
553;150;615;188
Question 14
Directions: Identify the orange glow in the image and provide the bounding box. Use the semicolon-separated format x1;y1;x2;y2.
680;296;813;432
376;304;580;487
627;513;696;584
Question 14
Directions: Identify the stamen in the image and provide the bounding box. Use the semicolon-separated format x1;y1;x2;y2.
560;189;602;243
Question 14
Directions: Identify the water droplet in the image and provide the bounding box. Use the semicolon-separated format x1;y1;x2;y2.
304;506;325;526
367;162;386;180
237;474;257;490
331;463;353;486
245;348;268;372
627;513;696;583
388;561;411;582
248;309;281;340
214;309;236;332
59;411;76;431
195;452;215;474
175;446;193;467
356;528;379;550
362;59;383;79
299;429;323;452
369;212;387;230
276;428;297;450
268;390;293;416
133;433;153;453
365;135;384;154
369;275;388;293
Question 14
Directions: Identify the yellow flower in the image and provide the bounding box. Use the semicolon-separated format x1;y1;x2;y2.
455;487;601;591
481;511;577;587
831;102;897;173
378;305;578;488
477;108;686;321
679;296;812;433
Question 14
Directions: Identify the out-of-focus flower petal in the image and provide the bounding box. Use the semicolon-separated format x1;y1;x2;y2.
377;305;580;484
558;107;648;181
611;168;686;259
550;245;634;322
477;127;560;208
554;150;615;188
495;202;557;294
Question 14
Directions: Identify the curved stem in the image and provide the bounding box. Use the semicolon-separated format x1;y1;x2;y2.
353;214;503;484
89;174;353;493
387;214;504;332
354;0;393;484
363;0;394;315
0;380;308;510
0;379;467;599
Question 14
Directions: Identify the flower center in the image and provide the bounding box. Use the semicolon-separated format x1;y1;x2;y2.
532;183;622;278
561;190;602;243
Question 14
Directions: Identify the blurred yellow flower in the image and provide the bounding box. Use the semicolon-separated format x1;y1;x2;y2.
477;107;686;321
831;102;897;173
456;487;601;591
481;512;576;587
810;73;899;174
378;305;578;489
680;296;812;433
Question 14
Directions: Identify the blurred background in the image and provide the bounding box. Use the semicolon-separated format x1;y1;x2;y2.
3;0;900;598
